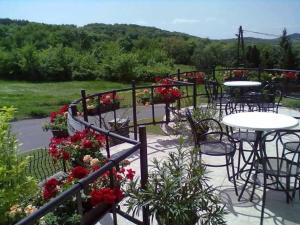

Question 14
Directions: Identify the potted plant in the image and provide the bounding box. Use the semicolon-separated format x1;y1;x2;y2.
152;78;182;104
191;105;217;141
126;140;225;225
43;105;69;137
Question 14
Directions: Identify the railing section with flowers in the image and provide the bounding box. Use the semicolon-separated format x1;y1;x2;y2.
16;117;150;225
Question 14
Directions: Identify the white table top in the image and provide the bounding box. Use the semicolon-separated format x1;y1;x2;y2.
222;112;299;131
224;81;261;87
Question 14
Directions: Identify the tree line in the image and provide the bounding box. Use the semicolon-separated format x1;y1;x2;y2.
0;19;298;82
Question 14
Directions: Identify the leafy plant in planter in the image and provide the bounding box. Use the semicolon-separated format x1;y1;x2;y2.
126;140;225;225
191;105;218;139
43;105;69;137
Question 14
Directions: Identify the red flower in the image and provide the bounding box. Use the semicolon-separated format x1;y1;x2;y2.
62;151;70;160
96;134;106;146
126;169;135;180
81;139;93;149
155;77;162;82
90;188;117;206
59;105;69;114
71;166;90;179
71;132;83;143
113;187;124;201
50;112;58;123
43;178;59;200
48;146;60;159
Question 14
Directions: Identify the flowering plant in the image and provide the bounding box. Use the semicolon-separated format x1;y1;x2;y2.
137;78;182;105
86;93;120;110
281;71;298;81
184;71;205;84
48;129;106;163
223;69;248;81
43;105;68;132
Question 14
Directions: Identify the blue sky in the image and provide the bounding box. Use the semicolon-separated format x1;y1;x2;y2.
0;0;299;39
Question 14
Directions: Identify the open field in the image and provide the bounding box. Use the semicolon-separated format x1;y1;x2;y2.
0;80;131;120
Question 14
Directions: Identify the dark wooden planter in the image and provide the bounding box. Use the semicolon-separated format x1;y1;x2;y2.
151;98;177;104
51;129;69;138
87;102;120;115
81;203;113;225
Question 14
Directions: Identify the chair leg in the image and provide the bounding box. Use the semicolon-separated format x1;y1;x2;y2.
250;170;258;202
238;161;254;201
231;156;238;196
260;175;267;225
237;141;243;179
225;156;231;181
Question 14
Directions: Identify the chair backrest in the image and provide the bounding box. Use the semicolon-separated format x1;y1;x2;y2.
258;82;282;113
260;130;300;177
225;99;260;115
186;108;223;145
204;79;223;104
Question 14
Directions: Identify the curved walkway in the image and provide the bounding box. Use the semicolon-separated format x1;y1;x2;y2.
12;105;166;152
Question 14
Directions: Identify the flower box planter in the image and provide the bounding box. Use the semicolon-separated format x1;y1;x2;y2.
151;98;177;104
87;102;120;115
51;129;69;138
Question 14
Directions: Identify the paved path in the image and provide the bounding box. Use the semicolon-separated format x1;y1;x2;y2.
11;105;166;152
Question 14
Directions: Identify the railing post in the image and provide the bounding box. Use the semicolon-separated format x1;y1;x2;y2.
165;103;170;124
193;78;197;109
70;104;77;117
132;80;138;140
80;89;88;123
139;126;149;225
212;66;216;80
177;69;181;111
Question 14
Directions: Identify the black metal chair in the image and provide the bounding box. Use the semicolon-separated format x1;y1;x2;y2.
186;108;238;195
204;79;230;118
239;130;300;225
225;100;260;177
246;82;282;113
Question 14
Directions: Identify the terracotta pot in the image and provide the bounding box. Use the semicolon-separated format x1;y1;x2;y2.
51;129;69;138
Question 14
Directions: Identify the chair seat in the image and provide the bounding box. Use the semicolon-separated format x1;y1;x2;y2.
255;157;300;177
232;131;256;142
284;142;300;152
199;141;235;156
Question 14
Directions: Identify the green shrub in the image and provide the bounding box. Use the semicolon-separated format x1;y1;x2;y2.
0;106;38;224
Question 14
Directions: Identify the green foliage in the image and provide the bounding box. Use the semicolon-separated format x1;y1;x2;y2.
126;139;225;225
0;19;299;82
279;28;298;69
0;107;38;224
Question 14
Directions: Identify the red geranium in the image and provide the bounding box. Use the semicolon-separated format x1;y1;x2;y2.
71;166;90;179
43;178;59;200
126;168;136;181
81;139;94;149
90;187;119;206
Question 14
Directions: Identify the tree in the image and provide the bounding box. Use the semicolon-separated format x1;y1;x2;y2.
279;28;297;69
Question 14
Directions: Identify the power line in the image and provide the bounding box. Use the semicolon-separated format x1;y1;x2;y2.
243;29;281;37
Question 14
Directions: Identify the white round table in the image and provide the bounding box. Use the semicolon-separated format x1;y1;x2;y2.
222;112;299;131
224;81;261;87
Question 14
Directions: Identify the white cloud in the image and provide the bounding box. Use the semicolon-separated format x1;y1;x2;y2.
172;18;200;24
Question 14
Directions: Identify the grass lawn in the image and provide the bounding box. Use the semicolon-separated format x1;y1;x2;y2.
0;80;131;120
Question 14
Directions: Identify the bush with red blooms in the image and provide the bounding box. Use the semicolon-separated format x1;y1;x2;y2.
185;72;205;84
153;78;182;103
86;92;120;111
48;129;106;163
281;71;298;81
43;105;69;132
39;157;135;208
